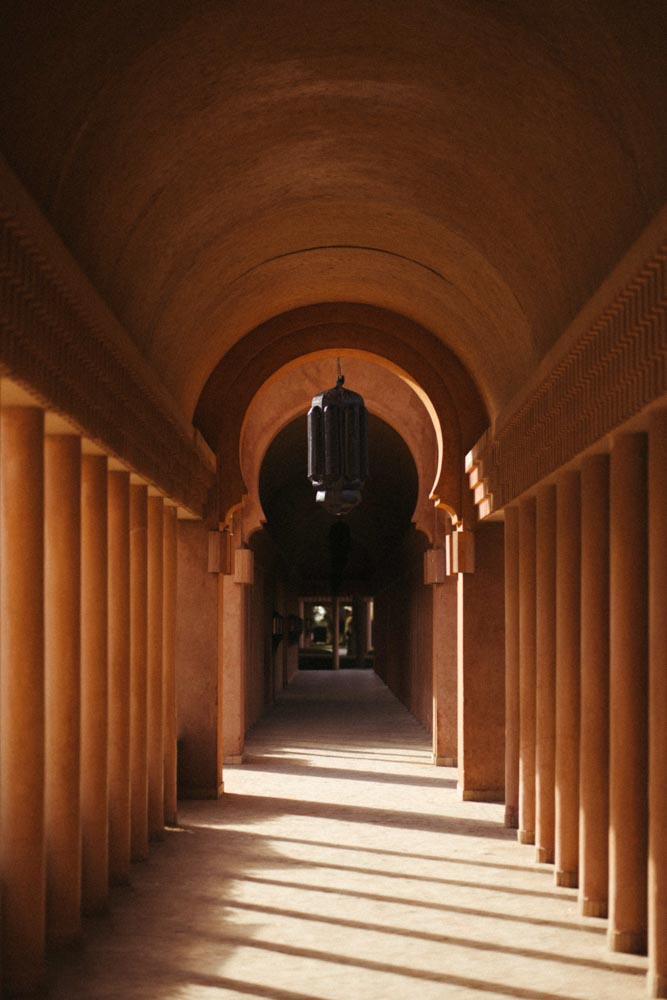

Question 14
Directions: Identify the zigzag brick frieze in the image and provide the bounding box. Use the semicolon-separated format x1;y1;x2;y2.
469;244;666;513
0;211;215;517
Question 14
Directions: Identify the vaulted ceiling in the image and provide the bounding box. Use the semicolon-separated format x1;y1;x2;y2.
2;1;665;434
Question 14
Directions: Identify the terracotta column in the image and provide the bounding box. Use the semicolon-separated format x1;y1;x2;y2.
456;523;505;801
518;497;536;844
648;410;667;997
504;505;520;829
129;483;149;861
44;434;82;945
178;520;222;797
555;470;581;888
333;596;341;670
579;454;610;917
609;433;648;954
107;470;132;883
535;485;556;864
147;495;165;840
0;406;46;994
222;571;247;764
80;452;109;913
432;577;457;766
354;596;369;667
163;505;178;826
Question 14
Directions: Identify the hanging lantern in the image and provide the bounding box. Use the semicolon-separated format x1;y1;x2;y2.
307;364;369;516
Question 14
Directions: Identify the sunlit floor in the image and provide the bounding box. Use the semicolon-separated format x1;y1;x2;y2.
48;670;647;999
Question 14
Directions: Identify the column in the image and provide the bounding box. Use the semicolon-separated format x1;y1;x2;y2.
177;520;222;797
579;454;610;917
147;495;165;840
44;434;82;945
535;485;556;864
222;572;246;764
648;411;667;996
456;523;505;800
129;483;149;861
609;433;648;954
163;505;178;826
555;470;581;888
354;596;369;668
108;470;132;883
332;596;341;670
518;497;536;844
0;407;46;994
80;452;109;913
504;505;520;829
432;578;457;766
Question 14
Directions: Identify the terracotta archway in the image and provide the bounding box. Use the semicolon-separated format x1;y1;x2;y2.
194;302;488;525
239;354;442;538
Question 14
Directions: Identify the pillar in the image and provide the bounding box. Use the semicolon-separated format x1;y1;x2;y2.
44;434;82;945
332;596;341;670
130;483;149;861
80;453;109;913
609;433;648;954
163;505;178;826
579;454;609;917
555;470;580;888
504;505;520;829
0;407;46;994
222;571;246;764
147;495;165;840
518;497;536;844
648;411;667;996
354;596;369;668
108;470;132;883
535;485;556;864
457;523;505;800
177;520;222;797
432;577;457;766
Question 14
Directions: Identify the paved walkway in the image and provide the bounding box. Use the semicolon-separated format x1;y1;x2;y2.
48;670;647;999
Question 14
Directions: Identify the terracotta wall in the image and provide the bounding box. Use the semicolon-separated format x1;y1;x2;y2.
457;522;506;798
245;531;287;734
375;530;433;732
175;521;221;797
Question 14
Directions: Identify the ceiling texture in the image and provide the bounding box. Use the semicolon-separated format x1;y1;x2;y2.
2;0;665;437
2;1;665;570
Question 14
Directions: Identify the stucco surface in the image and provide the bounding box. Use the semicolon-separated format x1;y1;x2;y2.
3;1;665;422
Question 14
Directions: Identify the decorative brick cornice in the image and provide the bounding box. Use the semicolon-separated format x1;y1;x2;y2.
0;201;215;518
468;237;666;515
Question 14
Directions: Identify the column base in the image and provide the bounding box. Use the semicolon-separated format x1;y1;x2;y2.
518;829;535;845
536;846;554;864
460;788;504;803
648;971;667;998
223;754;246;765
556;869;578;888
608;928;647;955
580;897;607;918
433;755;456;767
505;806;519;829
177;783;224;799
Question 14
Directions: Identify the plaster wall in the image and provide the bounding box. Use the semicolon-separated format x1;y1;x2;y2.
375;530;433;733
175;521;221;797
457;523;506;799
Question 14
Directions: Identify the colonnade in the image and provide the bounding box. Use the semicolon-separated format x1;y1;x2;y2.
0;398;179;996
503;412;667;997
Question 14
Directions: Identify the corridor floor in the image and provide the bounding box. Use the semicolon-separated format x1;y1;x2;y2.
48;669;647;1000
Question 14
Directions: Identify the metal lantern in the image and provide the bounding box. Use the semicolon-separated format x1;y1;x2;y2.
307;368;369;516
